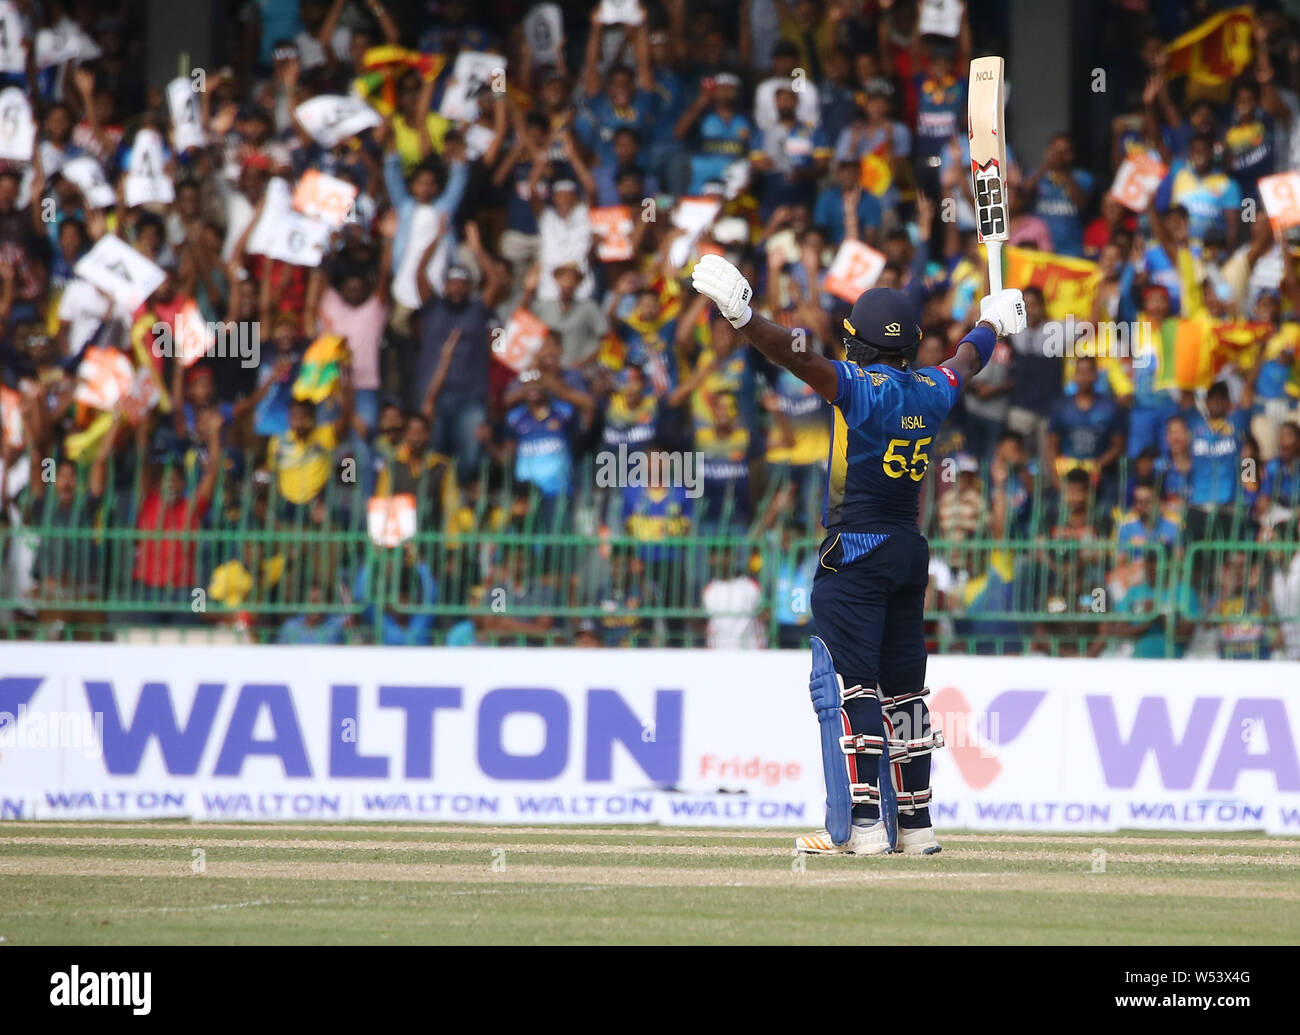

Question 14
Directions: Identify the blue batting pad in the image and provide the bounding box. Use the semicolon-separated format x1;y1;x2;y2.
809;636;852;846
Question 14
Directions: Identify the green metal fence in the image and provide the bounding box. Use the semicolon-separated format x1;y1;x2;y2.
1;450;1295;656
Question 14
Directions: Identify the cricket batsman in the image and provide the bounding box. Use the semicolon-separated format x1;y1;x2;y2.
691;254;1026;855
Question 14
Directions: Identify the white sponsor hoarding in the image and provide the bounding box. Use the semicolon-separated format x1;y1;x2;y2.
0;646;1297;833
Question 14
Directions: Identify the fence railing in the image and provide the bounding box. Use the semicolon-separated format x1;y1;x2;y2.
3;514;1297;656
2;443;1294;653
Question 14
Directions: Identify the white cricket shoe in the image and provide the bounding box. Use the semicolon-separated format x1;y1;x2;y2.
794;820;893;855
897;826;942;855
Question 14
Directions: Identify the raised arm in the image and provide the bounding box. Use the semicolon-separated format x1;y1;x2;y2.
691;255;839;402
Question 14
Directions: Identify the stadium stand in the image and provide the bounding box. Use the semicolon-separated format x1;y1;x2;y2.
1;0;1299;659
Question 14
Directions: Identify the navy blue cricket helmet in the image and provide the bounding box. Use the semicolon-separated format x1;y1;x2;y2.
841;288;922;366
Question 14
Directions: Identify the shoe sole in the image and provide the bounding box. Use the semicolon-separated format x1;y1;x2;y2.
795;844;896;856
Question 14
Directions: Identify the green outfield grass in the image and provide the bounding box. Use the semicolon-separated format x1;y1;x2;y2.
1;823;1298;945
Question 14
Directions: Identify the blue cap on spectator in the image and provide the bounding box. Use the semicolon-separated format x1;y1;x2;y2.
445;264;471;282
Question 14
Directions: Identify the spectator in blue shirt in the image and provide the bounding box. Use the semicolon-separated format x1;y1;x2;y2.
353;550;436;646
1047;356;1126;493
1186;381;1254;540
1258;421;1300;529
750;85;831;216
646;24;691;196
1023;133;1093;258
813;159;882;246
1117;480;1181;557
493;379;580;534
278;584;349;644
676;72;755;194
577;11;658;171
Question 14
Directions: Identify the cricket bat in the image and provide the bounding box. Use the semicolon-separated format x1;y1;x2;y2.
968;55;1009;295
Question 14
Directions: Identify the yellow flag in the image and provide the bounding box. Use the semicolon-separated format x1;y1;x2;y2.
1003;247;1101;323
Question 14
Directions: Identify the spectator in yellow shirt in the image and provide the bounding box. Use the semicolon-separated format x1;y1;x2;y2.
267;366;354;511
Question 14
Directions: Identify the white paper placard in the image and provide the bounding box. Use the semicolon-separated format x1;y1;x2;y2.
123;128;175;207
598;0;644;25
166;77;207;152
295;94;382;148
523;4;563;64
918;0;964;38
0;2;25;74
73;236;166;311
392;205;449;309
668;196;722;268
0;86;36;161
57;278;112;353
60;155;116;209
35;18;101;68
438;52;506;122
246;177;293;257
265;211;333;267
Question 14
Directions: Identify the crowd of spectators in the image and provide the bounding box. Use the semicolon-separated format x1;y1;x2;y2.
1;0;1299;656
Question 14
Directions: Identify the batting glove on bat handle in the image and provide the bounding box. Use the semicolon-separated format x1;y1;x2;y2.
691;253;753;329
978;288;1028;338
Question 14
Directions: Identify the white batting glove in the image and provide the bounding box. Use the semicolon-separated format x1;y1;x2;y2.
691;253;753;329
978;288;1028;337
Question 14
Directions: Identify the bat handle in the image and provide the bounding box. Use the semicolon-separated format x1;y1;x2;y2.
986;240;1003;295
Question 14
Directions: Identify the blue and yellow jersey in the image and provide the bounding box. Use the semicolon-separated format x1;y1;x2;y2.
614;314;682;396
913;73;964;161
1262;456;1300;507
696;423;751;525
1116;512;1181;556
823;360;962;530
766;367;830;466
690;346;754;429
506;401;576;499
603;392;660;452
623;484;693;561
1157;164;1242;244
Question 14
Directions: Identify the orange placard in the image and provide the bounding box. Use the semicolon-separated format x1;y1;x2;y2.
822;239;886;304
174;300;215;367
119;369;161;426
0;385;22;447
292;169;359;228
590;206;635;262
74;347;135;412
1259;172;1300;235
491;307;550;373
367;493;417;547
1109;152;1167;212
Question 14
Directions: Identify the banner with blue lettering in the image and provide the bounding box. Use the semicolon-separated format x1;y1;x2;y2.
0;647;1297;832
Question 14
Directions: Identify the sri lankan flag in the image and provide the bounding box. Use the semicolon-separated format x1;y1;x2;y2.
1165;6;1255;88
294;335;349;403
354;48;446;116
1003;247;1101;323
